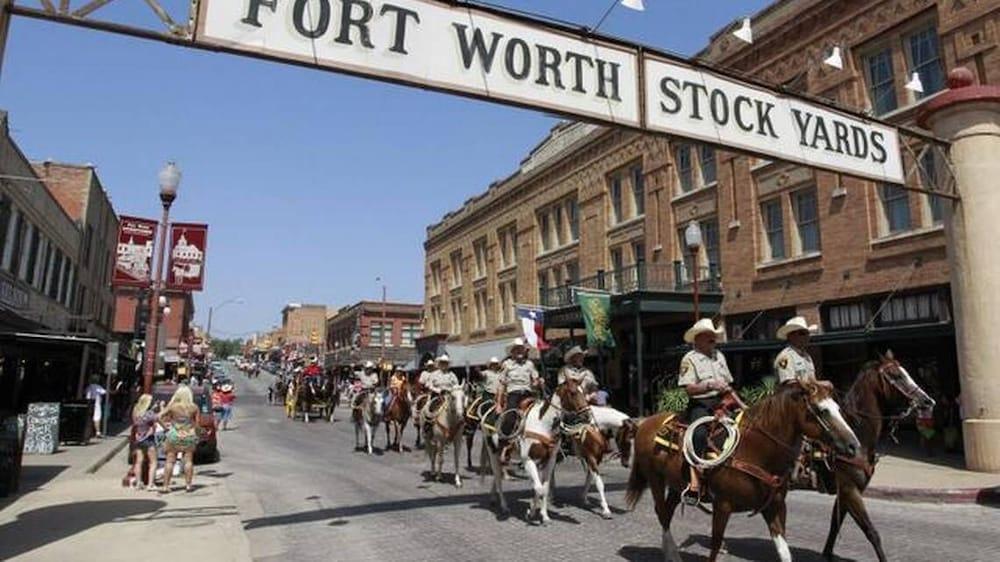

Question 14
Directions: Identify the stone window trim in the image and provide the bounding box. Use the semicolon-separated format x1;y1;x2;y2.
870;223;944;249
669;181;718;205
754;251;823;274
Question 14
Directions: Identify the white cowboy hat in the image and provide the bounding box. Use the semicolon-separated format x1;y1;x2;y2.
363;360;375;369
506;337;527;353
436;354;451;364
776;316;818;340
563;346;586;363
488;357;500;365
221;383;234;393
683;318;724;344
425;359;435;367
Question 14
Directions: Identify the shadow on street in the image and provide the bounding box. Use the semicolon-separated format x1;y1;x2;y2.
0;499;166;560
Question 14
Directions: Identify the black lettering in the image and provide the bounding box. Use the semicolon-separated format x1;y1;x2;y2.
832;121;850;155
851;126;870;159
710;89;729;126
335;0;375;49
293;0;330;39
734;95;754;131
505;38;531;80
564;51;594;94
596;60;621;101
756;100;778;138
791;108;811;145
453;24;503;72
241;0;277;28
659;77;682;114
380;4;420;55
810;118;833;151
535;45;564;89
870;132;888;163
682;81;709;120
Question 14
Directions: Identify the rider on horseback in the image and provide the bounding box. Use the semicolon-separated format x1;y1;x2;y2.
423;355;459;426
774;316;819;386
354;361;380;408
384;367;406;411
558;346;598;402
416;359;435;393
481;357;502;403
678;318;743;503
495;338;543;463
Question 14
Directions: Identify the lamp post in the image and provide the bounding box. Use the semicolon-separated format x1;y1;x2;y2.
206;297;245;339
684;221;703;322
376;276;387;368
141;162;181;393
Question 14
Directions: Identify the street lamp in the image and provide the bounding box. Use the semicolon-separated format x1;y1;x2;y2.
684;221;703;321
206;296;245;339
376;276;387;369
142;162;182;393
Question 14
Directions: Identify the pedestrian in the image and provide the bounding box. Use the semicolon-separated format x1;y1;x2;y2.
130;394;160;491
159;385;200;493
219;382;236;430
84;376;108;439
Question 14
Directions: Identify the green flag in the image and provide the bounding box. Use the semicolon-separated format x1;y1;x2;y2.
577;291;615;349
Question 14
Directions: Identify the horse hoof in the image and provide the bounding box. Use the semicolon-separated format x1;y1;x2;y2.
600;511;613;520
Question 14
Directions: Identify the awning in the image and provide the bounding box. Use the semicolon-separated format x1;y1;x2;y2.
721;322;954;352
441;339;508;367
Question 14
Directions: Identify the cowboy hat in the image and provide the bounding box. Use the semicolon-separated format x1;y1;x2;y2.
363;360;375;369
563;346;586;363
776;316;818;340
221;383;234;393
436;354;451;364
424;359;435;368
506;337;527;353
683;318;724;344
488;356;500;365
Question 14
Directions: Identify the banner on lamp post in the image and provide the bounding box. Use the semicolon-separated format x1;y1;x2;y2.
113;216;158;288
167;223;208;291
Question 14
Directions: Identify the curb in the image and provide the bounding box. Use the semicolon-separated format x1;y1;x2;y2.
867;485;1000;506
85;437;130;475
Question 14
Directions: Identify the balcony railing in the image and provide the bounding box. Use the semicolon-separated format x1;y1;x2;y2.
539;262;721;308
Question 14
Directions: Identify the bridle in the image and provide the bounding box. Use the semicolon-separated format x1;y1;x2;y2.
876;362;928;419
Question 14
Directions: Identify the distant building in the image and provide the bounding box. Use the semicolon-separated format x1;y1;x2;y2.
281;303;328;349
325;301;423;368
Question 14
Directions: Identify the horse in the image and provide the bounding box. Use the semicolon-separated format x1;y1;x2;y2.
322;375;341;422
625;380;861;562
412;390;430;449
423;386;467;487
821;351;935;562
557;380;617;519
297;378;323;423
481;384;575;525
462;384;494;472
383;382;411;452
352;389;384;455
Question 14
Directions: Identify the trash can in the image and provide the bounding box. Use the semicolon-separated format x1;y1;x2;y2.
0;415;25;497
59;401;91;445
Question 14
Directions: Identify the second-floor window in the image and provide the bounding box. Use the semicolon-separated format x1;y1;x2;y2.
906;26;945;100
879;184;911;235
473;238;487;279
539;212;552;252
699;146;717;185
864;48;897;116
430;261;442;295
449;298;462;335
567;199;579;241
473;289;487;330
631;165;645;216
610;176;624;224
401;323;420;347
675;144;716;194
498;279;516;325
450;251;463;288
792;188;820;254
498;224;517;269
761;199;785;261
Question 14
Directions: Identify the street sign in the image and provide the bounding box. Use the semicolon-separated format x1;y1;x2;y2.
104;341;120;376
193;0;904;183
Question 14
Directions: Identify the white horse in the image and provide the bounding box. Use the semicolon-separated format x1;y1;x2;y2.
423;387;467;487
352;390;384;455
482;391;565;525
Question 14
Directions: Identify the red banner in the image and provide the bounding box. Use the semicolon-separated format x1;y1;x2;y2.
167;223;208;291
112;216;158;287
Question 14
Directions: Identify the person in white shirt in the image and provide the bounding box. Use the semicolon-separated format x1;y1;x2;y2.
84;377;107;438
774;316;819;386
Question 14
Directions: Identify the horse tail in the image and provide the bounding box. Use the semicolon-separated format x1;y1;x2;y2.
624;461;648;510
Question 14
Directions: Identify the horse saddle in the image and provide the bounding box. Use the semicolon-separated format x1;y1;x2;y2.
654;411;743;459
351;391;369;410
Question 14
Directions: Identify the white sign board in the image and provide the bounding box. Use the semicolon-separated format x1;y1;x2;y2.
643;57;904;183
196;0;640;127
195;0;904;183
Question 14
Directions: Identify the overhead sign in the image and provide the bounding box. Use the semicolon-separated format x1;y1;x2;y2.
167;223;209;291
113;216;158;288
643;57;903;183
192;0;902;183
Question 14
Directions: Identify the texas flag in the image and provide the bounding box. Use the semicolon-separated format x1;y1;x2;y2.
517;306;550;350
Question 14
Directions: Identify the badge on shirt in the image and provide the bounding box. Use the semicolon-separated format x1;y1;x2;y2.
681;360;690;375
778;357;788;369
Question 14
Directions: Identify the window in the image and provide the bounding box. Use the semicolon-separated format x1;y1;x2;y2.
41;241;54;294
401;324;420;347
880;184;911;234
48;250;63;300
632;241;645;264
919;150;944;224
631;166;645;216
429;304;443;334
498;280;516;325
610;176;623;224
473;238;487;279
7;212;25;276
450;251;463;288
827;302;870;331
449;299;462;335
567;200;579;241
675;144;693;192
554;205;565;247
473;289;487;330
864;48;897;116
699;146;717;185
24;226;40;286
0;197;11;268
430;261;442;295
879;292;942;325
610;247;624;292
565;261;579;286
498;225;517;269
792;188;821;254
907;26;945;99
701;219;720;271
538;272;548;304
370;322;392;347
539;212;552;251
83;225;93;266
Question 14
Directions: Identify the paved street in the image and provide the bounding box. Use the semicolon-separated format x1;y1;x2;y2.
214;369;999;562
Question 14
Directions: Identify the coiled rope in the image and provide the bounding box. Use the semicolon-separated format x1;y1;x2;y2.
683;416;741;470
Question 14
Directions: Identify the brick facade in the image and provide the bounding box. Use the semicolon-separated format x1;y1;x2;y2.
325;301;423;367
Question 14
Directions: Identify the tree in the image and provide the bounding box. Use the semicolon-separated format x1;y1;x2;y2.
210;338;243;358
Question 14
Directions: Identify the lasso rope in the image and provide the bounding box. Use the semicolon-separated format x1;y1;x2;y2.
683;416;741;470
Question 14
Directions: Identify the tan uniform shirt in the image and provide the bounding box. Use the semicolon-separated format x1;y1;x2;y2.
775;346;816;384
500;358;539;393
358;371;379;390
558;365;598;390
677;349;733;399
481;369;502;395
427;369;459;393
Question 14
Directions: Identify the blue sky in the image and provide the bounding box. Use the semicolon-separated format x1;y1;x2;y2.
0;0;770;338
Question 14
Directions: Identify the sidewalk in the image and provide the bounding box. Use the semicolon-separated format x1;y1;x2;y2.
0;430;251;561
865;444;1000;505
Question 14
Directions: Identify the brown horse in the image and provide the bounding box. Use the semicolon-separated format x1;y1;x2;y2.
384;382;411;452
625;381;861;562
558;379;617;519
821;351;934;562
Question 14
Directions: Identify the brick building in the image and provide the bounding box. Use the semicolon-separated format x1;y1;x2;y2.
325;300;423;368
281;303;328;349
423;0;997;413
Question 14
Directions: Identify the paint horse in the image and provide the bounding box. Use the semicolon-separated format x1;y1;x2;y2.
423;386;467;487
